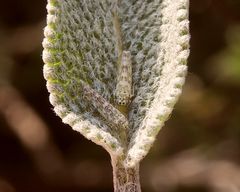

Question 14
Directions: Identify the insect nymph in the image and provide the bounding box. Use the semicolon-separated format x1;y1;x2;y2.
81;81;129;129
114;51;133;106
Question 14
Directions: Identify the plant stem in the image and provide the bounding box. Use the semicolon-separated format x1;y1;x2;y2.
111;157;141;192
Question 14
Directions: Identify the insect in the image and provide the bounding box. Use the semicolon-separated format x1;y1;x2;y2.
81;81;129;129
114;51;133;106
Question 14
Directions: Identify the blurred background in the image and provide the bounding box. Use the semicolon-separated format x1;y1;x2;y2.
0;0;240;192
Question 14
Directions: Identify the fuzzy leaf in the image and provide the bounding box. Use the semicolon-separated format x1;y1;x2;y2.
42;0;190;166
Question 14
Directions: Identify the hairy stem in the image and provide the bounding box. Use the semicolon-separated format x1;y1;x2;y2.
111;157;141;192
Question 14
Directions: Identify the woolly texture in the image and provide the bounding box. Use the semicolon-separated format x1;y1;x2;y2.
43;0;190;167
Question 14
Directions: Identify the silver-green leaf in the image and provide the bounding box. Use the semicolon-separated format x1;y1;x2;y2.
42;0;190;168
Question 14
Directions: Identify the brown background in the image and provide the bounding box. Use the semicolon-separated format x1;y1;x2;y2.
0;1;240;192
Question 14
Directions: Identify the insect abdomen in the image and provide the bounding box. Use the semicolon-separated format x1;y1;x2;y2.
115;51;133;106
